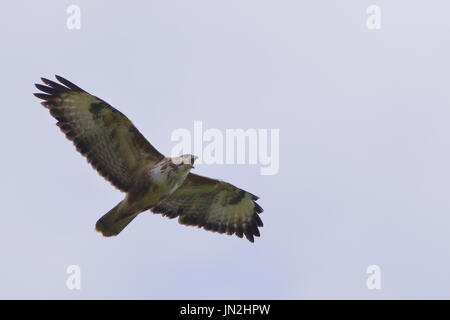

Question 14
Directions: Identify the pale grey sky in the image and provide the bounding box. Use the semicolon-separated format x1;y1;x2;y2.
1;0;450;299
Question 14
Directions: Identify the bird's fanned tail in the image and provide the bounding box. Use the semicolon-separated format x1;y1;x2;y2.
95;201;139;237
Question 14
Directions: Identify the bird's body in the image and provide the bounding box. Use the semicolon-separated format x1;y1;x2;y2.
126;156;195;214
34;76;264;242
97;156;195;236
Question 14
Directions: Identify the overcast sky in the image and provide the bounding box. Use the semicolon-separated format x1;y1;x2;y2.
1;0;450;299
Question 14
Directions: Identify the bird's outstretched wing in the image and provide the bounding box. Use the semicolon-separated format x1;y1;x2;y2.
152;173;264;242
34;75;165;192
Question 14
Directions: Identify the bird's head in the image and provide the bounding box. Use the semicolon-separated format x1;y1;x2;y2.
171;154;198;171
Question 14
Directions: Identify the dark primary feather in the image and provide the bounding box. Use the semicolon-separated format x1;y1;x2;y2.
54;75;85;91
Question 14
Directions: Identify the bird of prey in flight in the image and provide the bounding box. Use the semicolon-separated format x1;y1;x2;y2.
34;76;263;242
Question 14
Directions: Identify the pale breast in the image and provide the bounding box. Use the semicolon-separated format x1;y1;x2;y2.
126;161;187;211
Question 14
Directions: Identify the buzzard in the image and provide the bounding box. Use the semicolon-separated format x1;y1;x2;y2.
34;76;263;242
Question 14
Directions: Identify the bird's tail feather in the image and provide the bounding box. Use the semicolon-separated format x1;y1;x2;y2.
95;201;138;237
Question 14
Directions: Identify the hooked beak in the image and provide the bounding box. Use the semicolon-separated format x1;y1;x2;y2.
191;155;198;168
